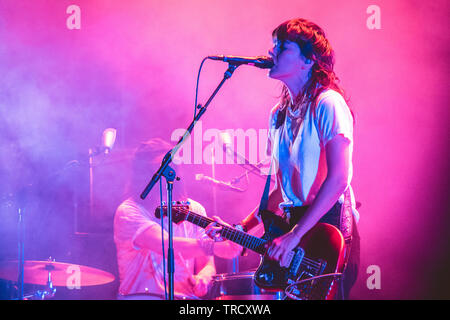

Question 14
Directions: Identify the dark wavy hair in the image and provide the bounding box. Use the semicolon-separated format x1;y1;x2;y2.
272;18;351;119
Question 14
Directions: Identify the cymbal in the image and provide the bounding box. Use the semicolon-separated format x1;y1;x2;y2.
0;260;115;287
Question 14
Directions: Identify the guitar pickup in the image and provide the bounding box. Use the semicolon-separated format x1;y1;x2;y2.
288;248;305;275
280;250;295;268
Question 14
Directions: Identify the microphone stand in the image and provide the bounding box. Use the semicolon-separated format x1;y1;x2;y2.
140;63;239;300
16;184;32;301
17;206;24;300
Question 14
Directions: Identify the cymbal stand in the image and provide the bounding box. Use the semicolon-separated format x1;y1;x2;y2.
14;259;57;300
17;206;24;300
32;263;57;300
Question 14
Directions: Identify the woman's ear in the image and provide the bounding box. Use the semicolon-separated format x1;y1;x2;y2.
304;57;314;65
301;56;314;71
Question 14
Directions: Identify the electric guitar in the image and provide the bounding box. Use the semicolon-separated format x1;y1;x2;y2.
155;202;346;300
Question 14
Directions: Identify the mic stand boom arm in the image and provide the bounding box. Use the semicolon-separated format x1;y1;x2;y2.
139;63;238;300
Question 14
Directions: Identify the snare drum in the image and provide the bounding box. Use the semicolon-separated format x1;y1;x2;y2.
208;271;284;300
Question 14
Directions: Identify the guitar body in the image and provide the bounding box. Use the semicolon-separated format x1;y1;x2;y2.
254;210;345;300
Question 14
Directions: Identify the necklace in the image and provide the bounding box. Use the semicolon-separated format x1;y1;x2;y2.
287;100;308;120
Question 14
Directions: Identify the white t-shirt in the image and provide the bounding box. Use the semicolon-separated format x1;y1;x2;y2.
113;198;208;298
268;89;359;222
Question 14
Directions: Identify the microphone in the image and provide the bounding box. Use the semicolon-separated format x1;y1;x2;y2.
195;173;245;192
208;55;274;69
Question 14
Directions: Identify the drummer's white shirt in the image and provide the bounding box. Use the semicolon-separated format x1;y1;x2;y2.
113;198;207;298
268;89;359;222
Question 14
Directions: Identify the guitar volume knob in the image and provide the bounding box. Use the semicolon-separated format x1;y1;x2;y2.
258;272;273;283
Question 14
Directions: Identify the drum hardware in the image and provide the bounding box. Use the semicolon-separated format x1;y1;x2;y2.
209;271;285;300
21;260;57;300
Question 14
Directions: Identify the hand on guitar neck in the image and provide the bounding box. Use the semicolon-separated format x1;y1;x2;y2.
204;216;245;259
207;214;300;268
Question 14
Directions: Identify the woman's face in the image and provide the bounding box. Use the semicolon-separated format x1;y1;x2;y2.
268;38;311;82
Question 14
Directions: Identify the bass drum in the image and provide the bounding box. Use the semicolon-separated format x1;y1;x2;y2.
208;270;284;300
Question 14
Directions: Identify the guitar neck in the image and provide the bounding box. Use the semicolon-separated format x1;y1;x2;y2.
182;210;267;255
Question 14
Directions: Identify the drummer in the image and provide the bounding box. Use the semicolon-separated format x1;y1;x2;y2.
113;138;241;300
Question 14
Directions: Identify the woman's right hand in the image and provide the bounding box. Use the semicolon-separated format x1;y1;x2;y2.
205;216;243;259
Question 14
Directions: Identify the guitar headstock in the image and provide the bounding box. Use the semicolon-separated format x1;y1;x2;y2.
155;201;190;224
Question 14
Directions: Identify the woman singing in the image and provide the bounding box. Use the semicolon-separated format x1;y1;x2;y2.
207;18;360;299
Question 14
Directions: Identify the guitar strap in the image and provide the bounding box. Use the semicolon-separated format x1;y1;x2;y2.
340;187;354;272
257;161;273;216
